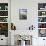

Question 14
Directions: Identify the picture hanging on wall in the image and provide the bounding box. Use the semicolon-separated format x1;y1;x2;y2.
19;9;27;20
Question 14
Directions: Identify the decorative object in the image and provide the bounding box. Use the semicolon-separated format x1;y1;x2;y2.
21;40;25;46
15;35;32;46
38;11;46;16
0;3;8;10
42;12;45;15
0;6;1;10
5;6;8;10
38;17;46;22
0;17;8;22
39;29;46;37
40;8;44;10
38;23;46;28
0;23;8;37
19;9;27;20
11;23;16;30
29;25;35;30
0;11;8;16
38;3;46;10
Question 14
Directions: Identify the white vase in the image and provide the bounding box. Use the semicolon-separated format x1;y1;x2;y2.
21;40;25;46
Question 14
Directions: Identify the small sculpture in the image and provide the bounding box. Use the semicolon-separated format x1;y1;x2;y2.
29;25;35;30
11;23;16;30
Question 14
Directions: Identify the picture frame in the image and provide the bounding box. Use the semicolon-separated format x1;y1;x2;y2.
19;9;27;20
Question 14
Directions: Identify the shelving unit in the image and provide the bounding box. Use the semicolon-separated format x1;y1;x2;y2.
38;3;46;37
38;10;46;11
0;3;8;37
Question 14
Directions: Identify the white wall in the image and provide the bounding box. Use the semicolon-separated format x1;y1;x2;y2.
11;0;38;45
11;0;46;46
11;0;38;30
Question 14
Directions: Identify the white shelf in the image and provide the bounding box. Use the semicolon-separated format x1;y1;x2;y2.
38;28;46;29
0;16;8;17
38;16;46;17
0;10;8;11
38;22;46;23
0;22;8;23
38;10;46;11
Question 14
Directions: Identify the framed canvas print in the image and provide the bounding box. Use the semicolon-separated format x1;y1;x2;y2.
19;9;27;20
